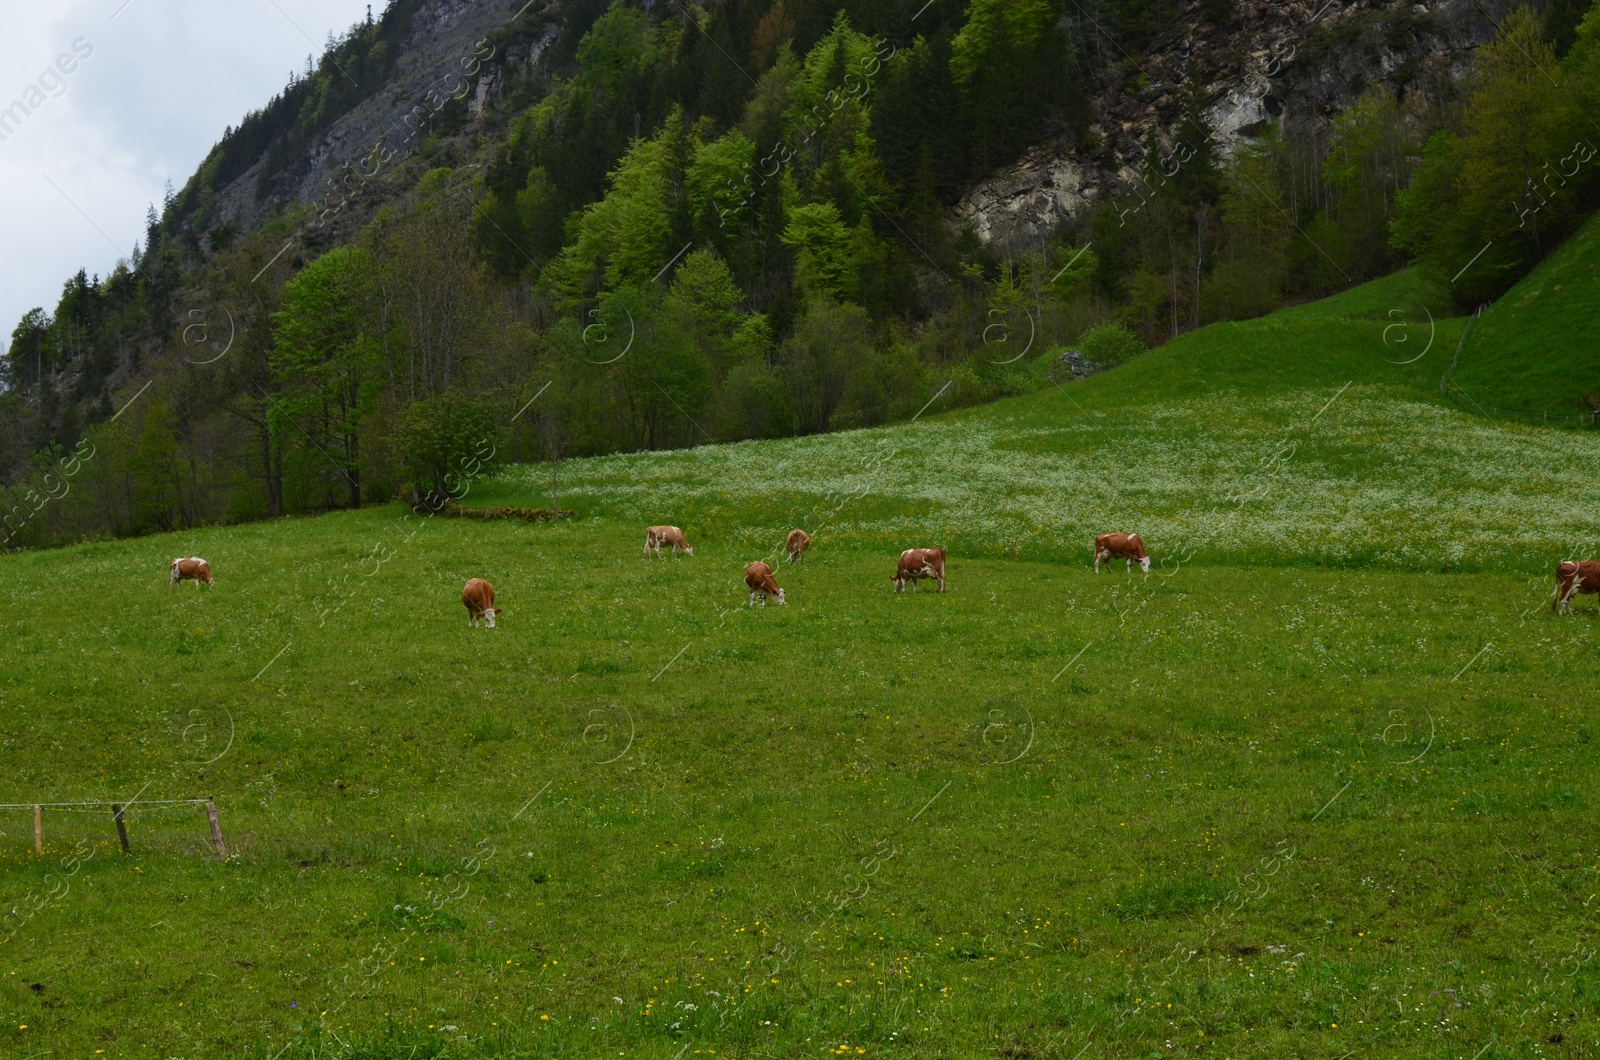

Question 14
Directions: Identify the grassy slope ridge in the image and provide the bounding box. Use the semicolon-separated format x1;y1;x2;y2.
1454;210;1600;414
2;268;1598;1060
478;270;1600;571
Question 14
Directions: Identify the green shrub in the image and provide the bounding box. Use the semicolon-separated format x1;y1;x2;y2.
1076;322;1146;366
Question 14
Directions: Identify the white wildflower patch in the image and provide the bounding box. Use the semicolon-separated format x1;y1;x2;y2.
497;387;1600;567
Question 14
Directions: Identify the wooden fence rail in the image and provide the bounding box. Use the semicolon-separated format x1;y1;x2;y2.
3;798;225;857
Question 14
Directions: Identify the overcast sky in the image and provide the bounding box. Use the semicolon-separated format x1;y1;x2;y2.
0;0;376;348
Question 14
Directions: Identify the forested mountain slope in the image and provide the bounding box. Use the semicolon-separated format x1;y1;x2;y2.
4;0;1598;550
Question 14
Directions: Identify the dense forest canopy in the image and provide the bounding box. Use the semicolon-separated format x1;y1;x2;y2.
4;0;1600;548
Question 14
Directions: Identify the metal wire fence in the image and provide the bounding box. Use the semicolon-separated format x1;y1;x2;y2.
1443;385;1600;428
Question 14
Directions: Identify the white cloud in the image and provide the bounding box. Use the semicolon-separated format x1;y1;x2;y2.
0;0;374;345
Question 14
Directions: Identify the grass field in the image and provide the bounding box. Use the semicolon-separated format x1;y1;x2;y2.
4;269;1600;1060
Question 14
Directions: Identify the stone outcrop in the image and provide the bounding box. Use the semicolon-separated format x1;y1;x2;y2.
955;147;1103;249
955;0;1495;252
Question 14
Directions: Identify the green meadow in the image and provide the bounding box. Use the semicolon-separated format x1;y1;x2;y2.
3;270;1600;1059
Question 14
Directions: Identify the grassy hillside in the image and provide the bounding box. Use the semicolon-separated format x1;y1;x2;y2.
1452;211;1600;416
3;270;1598;1060
479;270;1600;571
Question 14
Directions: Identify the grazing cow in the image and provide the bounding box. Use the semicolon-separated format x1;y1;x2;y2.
169;557;214;588
1094;533;1150;573
893;548;946;593
1553;560;1600;614
745;561;786;606
645;525;694;558
786;529;811;564
462;578;499;628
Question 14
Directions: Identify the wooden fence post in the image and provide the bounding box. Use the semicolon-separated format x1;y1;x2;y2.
33;805;41;855
205;799;226;857
112;803;130;855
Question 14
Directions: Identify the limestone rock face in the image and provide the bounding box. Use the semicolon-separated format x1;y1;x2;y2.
951;0;1492;253
954;147;1102;249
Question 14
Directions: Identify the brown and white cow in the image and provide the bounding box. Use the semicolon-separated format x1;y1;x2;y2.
786;529;811;564
1094;533;1150;573
745;561;786;606
645;525;694;558
893;548;946;593
462;578;499;628
169;556;214;588
1553;560;1600;614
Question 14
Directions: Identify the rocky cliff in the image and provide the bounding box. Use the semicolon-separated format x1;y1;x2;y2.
197;0;560;239
955;0;1494;251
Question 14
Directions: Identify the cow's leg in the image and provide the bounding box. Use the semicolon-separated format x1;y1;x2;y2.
937;576;945;593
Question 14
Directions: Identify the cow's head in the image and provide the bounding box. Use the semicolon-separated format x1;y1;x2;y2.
774;588;786;605
681;544;694;556
483;608;499;629
1139;555;1151;573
